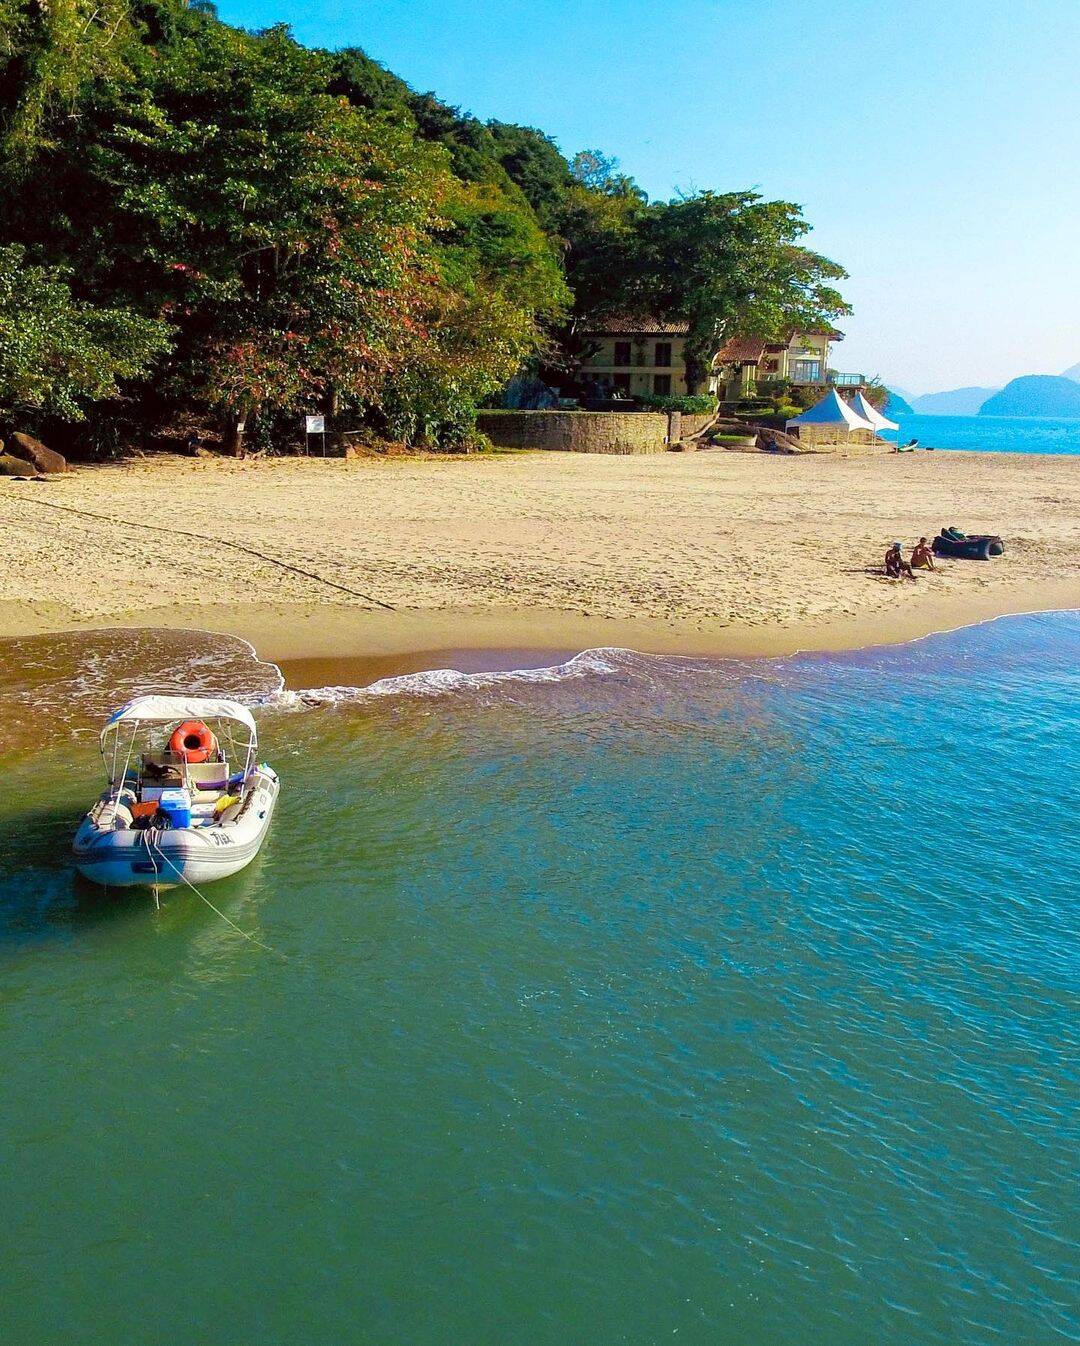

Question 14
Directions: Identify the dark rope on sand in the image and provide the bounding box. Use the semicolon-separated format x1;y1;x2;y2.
6;492;397;611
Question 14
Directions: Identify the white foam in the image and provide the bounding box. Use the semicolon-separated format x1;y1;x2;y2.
1;626;287;750
256;647;635;712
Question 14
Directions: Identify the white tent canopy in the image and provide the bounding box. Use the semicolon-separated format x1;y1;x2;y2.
849;391;899;433
103;695;257;739
786;389;876;431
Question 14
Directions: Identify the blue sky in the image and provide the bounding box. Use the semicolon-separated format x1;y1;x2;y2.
217;0;1080;393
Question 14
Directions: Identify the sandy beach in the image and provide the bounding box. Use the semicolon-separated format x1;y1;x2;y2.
0;449;1076;666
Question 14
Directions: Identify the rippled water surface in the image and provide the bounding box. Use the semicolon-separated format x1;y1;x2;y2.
895;412;1080;454
0;614;1077;1344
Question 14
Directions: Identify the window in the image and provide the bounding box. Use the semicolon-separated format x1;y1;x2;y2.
613;340;632;367
763;359;779;373
653;373;672;395
613;373;632;392
654;342;672;367
792;360;821;383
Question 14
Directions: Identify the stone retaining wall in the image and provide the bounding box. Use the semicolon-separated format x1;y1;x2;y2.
477;410;672;454
676;413;717;439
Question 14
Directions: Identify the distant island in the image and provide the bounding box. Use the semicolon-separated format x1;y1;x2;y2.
980;376;1080;418
910;386;1001;416
886;362;1080;418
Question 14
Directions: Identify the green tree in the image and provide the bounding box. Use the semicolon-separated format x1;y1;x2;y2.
0;0;138;164
1;7;570;444
569;149;644;199
0;245;170;421
382;173;568;445
560;154;648;329
634;192;850;390
325;45;412;112
79;22;451;428
0;0;851;448
486;123;571;233
105;21;566;439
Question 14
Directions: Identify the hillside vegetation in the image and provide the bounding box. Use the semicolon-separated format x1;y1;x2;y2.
0;0;849;454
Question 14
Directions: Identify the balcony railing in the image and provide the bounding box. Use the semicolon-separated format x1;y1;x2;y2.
828;371;865;387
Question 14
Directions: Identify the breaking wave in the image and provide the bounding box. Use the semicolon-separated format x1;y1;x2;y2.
10;611;1075;757
259;647;647;711
0;628;283;754
0;629;704;753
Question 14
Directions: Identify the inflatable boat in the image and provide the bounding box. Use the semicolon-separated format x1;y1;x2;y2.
73;695;278;892
932;527;1005;561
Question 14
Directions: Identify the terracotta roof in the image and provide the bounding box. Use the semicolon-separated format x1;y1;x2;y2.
716;336;768;364
584;316;690;335
717;328;845;364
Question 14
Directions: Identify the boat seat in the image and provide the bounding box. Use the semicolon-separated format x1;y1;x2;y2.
185;761;230;794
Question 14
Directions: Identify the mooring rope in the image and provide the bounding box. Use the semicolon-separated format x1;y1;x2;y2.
6;491;396;610
145;830;287;959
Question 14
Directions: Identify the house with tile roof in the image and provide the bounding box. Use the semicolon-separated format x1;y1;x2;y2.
714;329;859;403
572;317;696;399
572;318;861;406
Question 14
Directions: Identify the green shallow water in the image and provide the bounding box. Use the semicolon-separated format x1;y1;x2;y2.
0;615;1077;1344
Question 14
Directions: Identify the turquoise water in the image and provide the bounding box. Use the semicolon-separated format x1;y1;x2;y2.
0;614;1077;1344
894;412;1080;454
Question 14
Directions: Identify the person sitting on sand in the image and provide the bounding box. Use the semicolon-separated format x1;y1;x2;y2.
911;537;936;570
885;541;916;580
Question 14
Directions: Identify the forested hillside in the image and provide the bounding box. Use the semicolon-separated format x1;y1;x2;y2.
0;0;850;454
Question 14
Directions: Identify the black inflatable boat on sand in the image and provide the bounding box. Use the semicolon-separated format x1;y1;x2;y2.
932;527;1005;561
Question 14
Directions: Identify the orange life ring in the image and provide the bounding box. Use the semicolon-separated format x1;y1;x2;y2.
169;720;216;764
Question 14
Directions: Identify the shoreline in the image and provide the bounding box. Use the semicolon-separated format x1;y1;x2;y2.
1;450;1077;677
1;581;1076;687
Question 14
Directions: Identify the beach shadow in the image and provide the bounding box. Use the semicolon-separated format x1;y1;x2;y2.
841;566;909;582
840;566;942;583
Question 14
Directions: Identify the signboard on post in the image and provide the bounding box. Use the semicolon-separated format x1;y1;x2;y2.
302;414;327;456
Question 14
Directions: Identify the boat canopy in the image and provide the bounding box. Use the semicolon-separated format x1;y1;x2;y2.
786;389;876;431
103;695;257;740
849;391;899;432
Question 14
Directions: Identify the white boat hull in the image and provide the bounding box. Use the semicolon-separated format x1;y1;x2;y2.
73;767;279;889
